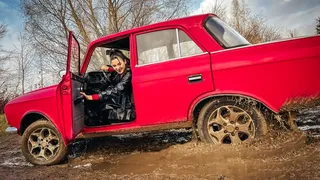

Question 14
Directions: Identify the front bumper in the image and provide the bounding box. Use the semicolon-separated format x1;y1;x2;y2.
5;126;17;133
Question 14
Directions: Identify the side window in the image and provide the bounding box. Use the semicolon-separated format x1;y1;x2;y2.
87;47;109;72
137;29;203;65
137;29;178;65
87;47;130;72
178;30;203;57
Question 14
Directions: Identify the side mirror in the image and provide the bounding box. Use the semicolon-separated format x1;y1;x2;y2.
59;70;66;78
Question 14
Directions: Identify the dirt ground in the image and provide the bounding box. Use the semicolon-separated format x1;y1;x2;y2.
0;107;320;180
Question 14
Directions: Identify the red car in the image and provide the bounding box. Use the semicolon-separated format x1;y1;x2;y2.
4;13;320;165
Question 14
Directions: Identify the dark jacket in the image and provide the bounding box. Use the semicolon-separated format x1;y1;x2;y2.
98;67;135;121
98;68;132;101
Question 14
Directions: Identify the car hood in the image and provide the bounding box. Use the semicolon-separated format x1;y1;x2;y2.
6;85;58;105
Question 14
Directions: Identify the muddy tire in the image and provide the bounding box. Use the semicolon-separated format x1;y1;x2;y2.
197;98;268;144
21;120;68;165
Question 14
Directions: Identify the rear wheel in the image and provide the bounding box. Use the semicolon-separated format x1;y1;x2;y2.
197;98;268;144
21;120;68;165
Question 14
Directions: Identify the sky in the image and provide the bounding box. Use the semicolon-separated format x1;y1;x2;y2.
0;0;320;51
193;0;320;36
0;0;22;50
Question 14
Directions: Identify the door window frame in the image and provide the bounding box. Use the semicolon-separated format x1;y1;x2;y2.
132;26;208;68
67;31;81;76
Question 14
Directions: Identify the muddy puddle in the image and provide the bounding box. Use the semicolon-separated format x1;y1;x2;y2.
0;106;319;179
65;131;320;178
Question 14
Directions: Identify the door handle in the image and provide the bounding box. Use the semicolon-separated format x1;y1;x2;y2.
188;74;202;83
74;95;84;105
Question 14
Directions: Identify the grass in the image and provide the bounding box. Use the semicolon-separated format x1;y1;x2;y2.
0;114;9;135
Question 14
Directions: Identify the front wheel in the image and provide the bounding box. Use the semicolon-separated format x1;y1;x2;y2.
197;98;268;144
21;120;68;165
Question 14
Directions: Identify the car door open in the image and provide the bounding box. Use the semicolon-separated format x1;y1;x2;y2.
60;31;84;139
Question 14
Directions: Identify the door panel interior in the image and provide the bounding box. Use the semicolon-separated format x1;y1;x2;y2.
71;73;84;136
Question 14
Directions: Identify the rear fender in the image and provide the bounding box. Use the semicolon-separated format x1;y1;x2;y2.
187;91;277;121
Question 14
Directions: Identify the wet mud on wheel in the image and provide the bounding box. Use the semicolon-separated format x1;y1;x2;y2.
197;98;268;144
21;120;68;165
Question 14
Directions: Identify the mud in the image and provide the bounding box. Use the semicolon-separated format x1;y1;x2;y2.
0;107;320;180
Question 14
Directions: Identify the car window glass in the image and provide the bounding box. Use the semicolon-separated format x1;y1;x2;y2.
137;29;204;65
69;36;81;75
87;47;129;72
205;17;249;48
137;29;178;65
87;47;109;72
176;30;203;57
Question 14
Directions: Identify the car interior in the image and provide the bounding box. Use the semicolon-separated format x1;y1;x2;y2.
82;37;136;127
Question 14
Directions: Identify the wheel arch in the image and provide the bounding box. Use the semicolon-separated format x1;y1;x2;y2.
188;93;277;126
20;111;63;137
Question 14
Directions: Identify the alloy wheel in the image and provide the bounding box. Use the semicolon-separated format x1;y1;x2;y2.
27;127;60;160
207;105;255;144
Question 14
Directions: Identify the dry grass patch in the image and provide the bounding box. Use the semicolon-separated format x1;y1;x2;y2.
0;114;8;135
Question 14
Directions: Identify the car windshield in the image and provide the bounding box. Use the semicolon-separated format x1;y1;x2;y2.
205;17;250;48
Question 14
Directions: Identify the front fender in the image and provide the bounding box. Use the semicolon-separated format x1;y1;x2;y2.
20;111;68;145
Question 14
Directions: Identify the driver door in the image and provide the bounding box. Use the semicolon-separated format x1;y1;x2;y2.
60;31;84;140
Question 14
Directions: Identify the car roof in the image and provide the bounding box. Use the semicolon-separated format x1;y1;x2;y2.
88;13;214;48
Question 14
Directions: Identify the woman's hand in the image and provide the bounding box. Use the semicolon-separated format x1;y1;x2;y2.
100;65;109;71
80;92;93;100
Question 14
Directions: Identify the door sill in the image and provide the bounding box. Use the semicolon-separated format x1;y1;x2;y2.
76;121;192;139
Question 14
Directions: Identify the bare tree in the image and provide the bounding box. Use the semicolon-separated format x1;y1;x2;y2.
287;29;299;38
12;33;35;94
0;24;9;68
0;24;7;40
199;0;227;21
229;0;281;44
22;0;70;73
0;24;10;91
21;0;191;79
0;23;13;113
316;17;320;35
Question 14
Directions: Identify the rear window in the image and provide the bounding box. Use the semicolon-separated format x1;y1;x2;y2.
205;17;250;48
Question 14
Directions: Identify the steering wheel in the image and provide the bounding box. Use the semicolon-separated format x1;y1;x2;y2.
101;70;112;84
82;70;112;93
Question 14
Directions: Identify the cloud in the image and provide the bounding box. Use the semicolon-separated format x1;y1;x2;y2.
191;0;231;15
246;0;320;36
0;1;7;8
192;0;320;37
